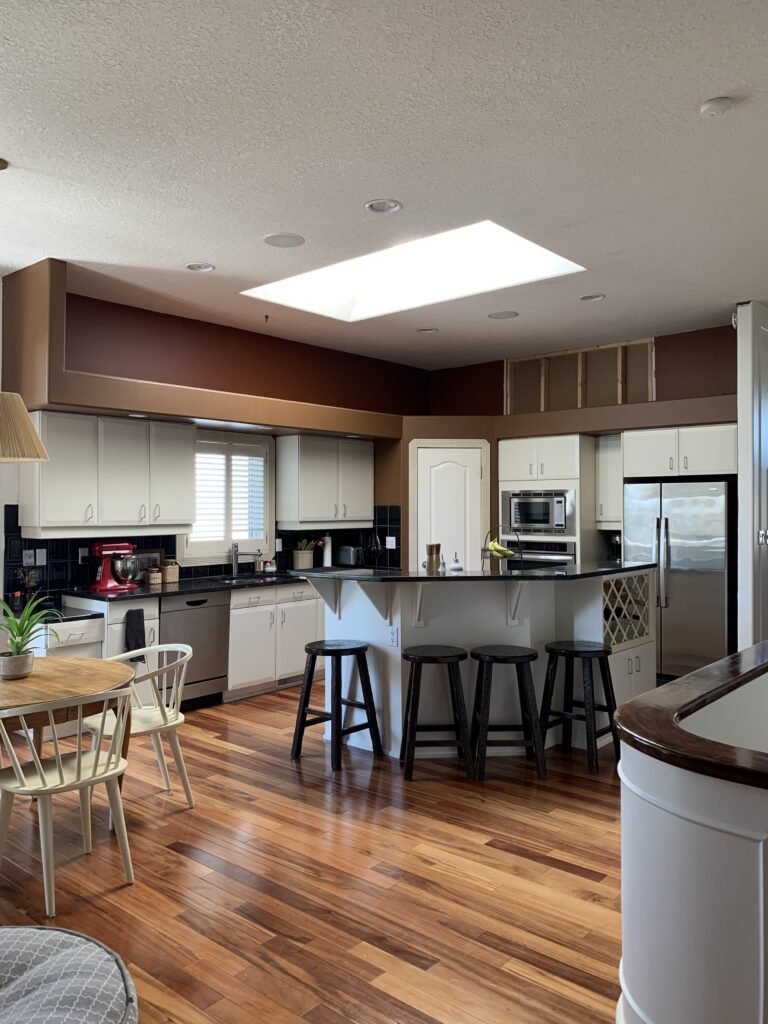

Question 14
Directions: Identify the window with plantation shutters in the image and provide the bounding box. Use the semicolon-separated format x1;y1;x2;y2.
181;434;273;561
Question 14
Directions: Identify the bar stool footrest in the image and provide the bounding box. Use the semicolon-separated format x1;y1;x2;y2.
341;699;366;710
342;722;376;737
413;738;468;750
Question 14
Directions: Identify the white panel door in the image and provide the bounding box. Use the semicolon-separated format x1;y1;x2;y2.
297;436;339;521
417;447;483;570
276;600;319;678
623;429;679;477
98;417;151;526
39;413;99;527
679;424;737;476
149;421;195;525
228;605;276;690
498;438;537;481
596;434;623;522
338;439;374;521
537;435;579;479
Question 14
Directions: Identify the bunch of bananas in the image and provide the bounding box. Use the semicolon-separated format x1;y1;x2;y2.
487;538;518;558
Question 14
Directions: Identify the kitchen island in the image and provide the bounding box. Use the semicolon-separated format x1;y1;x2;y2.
290;563;657;758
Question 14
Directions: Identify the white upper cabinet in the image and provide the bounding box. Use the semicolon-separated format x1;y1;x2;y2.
678;424;737;475
149;421;195;525
98;417;151;526
623;428;679;477
21;413;99;528
277;435;374;527
499;435;580;482
596;434;623;523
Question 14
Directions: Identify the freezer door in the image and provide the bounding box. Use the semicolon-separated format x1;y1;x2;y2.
660;482;727;677
624;483;661;564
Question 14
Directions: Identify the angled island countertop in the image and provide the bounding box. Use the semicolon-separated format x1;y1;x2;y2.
288;560;656;583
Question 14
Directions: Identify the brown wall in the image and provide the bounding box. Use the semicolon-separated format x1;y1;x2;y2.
654;324;736;401
427;361;505;415
65;294;429;417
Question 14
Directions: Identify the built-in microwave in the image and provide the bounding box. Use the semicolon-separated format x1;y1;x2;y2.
502;489;576;535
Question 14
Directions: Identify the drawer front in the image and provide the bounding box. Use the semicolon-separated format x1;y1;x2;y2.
47;617;105;649
277;582;318;603
230;587;277;609
106;598;160;625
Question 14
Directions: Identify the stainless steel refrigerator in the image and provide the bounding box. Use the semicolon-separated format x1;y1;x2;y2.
624;481;734;678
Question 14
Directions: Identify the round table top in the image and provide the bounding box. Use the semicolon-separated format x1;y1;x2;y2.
0;657;135;713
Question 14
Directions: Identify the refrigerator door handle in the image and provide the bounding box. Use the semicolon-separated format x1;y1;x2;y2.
653;517;662;607
660;516;670;608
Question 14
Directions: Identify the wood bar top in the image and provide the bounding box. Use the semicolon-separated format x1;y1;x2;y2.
615;640;768;789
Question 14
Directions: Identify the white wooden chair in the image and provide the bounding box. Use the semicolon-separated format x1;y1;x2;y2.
0;688;134;918
84;645;195;808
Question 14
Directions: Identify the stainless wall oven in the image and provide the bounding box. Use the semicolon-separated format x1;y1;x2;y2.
501;489;576;535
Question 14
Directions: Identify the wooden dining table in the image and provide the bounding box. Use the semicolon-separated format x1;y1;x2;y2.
0;656;135;762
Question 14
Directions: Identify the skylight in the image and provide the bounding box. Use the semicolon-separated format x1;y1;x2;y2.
241;220;585;322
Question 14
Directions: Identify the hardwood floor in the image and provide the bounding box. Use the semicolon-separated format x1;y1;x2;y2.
0;685;622;1023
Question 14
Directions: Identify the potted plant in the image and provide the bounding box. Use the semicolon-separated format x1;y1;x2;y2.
0;595;62;680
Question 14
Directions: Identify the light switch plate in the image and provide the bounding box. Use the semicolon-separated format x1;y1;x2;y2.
275;538;283;553
79;548;89;563
36;549;47;566
386;536;396;550
22;550;35;567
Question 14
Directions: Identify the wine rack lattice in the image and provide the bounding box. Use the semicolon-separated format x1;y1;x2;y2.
603;573;651;650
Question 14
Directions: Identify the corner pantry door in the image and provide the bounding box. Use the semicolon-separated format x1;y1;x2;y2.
412;442;489;571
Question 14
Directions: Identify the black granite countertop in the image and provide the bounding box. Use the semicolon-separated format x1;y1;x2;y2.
288;561;657;583
62;573;305;602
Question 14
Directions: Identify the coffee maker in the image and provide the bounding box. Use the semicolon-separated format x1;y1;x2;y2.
90;541;140;593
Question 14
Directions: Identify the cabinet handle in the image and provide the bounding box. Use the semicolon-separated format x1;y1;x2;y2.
635;655;641;672
269;611;275;626
540;462;544;476
249;595;261;605
683;456;688;471
153;503;160;521
528;463;533;476
599;503;603;516
148;627;156;645
627;658;634;675
280;609;286;625
343;503;347;518
669;456;674;471
139;504;147;521
334;503;338;518
85;503;94;522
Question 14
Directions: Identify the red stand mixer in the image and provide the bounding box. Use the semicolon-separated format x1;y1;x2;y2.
90;542;141;593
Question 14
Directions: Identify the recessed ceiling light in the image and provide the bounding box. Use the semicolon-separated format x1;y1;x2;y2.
417;327;438;334
365;198;403;214
580;292;606;302
185;261;215;272
487;310;519;320
264;233;305;248
700;96;735;117
242;221;585;323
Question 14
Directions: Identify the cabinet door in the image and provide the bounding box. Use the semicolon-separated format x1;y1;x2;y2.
149;422;195;525
608;650;634;708
623;429;679;477
98;418;151;526
679;424;737;476
297;436;339;521
276;600;319;679
498;438;538;481
338;440;374;521
596;434;623;522
38;414;99;527
108;617;160;703
228;605;276;689
537;435;579;480
630;642;657;698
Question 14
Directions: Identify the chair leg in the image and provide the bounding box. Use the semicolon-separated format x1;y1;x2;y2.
469;660;484;756
473;663;493;782
330;655;343;773
356;652;383;757
582;658;599;774
151;732;171;791
539;652;558;737
517;672;534;761
166;729;195;808
448;668;464;758
403;663;422;782
598;656;621;762
0;791;15;867
562;657;574;750
36;794;56;918
400;662;416;764
105;777;134;885
291;653;317;760
518;663;547;780
79;786;93;854
448;662;474;780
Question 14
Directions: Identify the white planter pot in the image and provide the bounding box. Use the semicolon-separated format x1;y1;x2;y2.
0;652;35;680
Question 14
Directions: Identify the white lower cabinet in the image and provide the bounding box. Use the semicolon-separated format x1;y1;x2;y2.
610;640;656;706
276;600;318;679
228;605;276;690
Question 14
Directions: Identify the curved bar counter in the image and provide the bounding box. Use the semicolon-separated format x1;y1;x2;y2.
614;641;768;1024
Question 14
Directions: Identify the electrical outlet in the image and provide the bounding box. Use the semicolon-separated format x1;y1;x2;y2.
275;538;283;553
387;626;399;647
385;536;396;550
35;549;47;566
22;550;35;567
79;547;89;563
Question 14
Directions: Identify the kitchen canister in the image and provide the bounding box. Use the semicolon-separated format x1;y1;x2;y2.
161;560;180;584
425;543;441;574
293;549;314;570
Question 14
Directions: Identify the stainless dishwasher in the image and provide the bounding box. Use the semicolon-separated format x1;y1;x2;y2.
160;591;230;703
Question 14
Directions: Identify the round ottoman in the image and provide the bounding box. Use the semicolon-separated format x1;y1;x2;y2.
0;927;137;1024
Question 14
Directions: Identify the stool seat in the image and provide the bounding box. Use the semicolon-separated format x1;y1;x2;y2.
470;645;537;665
403;645;467;664
306;639;368;656
545;639;611;658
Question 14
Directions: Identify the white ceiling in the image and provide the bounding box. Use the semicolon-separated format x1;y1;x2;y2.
1;0;766;369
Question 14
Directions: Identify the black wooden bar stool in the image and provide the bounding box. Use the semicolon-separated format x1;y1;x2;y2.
400;645;474;781
539;640;620;773
469;645;547;781
291;639;383;772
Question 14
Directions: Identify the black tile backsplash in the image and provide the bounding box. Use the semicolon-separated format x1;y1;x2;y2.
275;505;401;571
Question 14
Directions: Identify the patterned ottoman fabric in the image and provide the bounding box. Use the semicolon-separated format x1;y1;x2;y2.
0;928;137;1024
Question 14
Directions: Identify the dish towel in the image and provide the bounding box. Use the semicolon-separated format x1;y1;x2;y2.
124;608;146;663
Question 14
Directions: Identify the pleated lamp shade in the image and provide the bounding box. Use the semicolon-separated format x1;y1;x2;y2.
0;393;49;462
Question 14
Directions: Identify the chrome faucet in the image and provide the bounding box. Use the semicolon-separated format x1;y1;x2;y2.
231;542;239;577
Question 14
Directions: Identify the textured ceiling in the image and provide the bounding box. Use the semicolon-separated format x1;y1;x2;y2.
1;0;767;368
